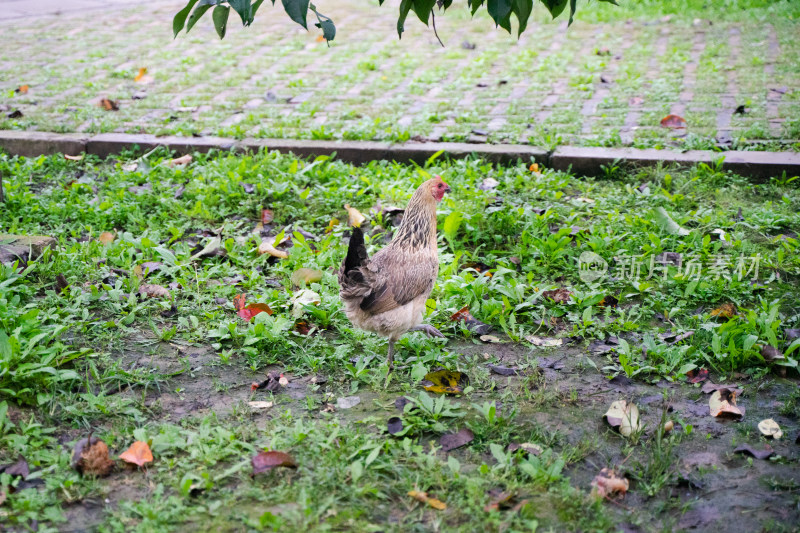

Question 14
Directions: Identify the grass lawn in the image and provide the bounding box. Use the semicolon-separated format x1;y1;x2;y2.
1;149;799;531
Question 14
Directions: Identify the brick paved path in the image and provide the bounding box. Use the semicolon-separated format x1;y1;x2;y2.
0;0;797;150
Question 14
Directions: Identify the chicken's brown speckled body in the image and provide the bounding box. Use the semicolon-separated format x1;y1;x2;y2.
338;177;450;368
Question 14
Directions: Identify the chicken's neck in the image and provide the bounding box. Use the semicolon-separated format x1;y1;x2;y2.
391;193;437;251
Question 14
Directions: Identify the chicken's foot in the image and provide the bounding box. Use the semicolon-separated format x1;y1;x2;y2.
410;324;445;338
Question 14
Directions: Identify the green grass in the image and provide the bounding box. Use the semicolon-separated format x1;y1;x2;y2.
0;149;799;531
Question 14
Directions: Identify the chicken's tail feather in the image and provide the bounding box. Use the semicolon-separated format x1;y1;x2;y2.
343;227;368;278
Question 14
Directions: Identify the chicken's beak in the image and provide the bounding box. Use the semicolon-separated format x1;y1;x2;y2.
443;183;451;194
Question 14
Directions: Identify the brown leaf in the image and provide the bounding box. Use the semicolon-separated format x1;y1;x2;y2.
450;306;491;335
541;288;571;303
261;209;274;224
252;451;297;475
422;369;469;395
598;295;618;308
590;468;629;500
484;489;516;512
119;441;154;468
686;368;709;383
760;345;784;362
134;67;153;83
660;114;687;129
168;154;192;167
0;457;29;480
99;98;119;111
98;231;115;245
710;302;737;319
408;490;446;510
700;382;743;396
507;442;543;456
139;284;170;299
15;84;29;94
709;388;743;419
72;436;114;477
733;444;774;460
439;428;474;451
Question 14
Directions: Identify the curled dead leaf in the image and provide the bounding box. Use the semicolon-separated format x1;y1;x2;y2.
344;204;366;227
139;284;170;299
258;240;289;258
98;231;115;245
450;306;491;335
508;442;543;456
134;67;153;83
709;388;743;419
686;368;709;383
439;428;474;452
252;451;297;475
16;84;29;94
760;345;784;362
660;114;687;129
590;468;629;500
408;490;446;510
291;289;321;318
603;400;641;437
758;418;782;439
422;369;469;395
479;334;502;343
526;335;563;347
99;98;119;111
64;154;84;161
167;154;192;167
541;288;571;303
248;401;274;411
119;441;153;468
710;302;737;319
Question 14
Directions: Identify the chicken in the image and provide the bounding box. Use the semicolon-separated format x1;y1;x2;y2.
338;176;451;368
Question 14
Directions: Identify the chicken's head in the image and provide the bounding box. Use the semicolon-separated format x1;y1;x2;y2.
430;176;451;203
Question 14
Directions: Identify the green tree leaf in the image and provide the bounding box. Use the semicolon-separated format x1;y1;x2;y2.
282;0;310;29
512;0;532;36
487;0;512;29
412;0;437;25
212;5;230;39
397;0;413;38
185;2;214;33
173;0;200;37
541;0;568;18
229;0;253;25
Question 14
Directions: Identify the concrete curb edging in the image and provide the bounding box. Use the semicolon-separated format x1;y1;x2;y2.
1;131;798;181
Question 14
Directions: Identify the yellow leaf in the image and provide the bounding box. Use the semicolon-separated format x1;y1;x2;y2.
258;241;289;258
344;204;366;227
98;231;115;245
408;490;446;510
134;67;147;82
119;441;153;468
710;302;737;319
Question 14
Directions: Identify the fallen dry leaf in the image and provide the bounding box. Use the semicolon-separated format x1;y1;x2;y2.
99;98;119;111
664;420;674;433
325;218;340;233
0;457;30;480
479;334;502;343
64;154;84;161
139;284;170;299
541;288;571;303
261;209;274;224
479;177;499;190
733;443;774;460
686;368;709;383
15;84;29;94
408;490;446;510
591;468;629;500
507;442;543;456
484;489;515;512
487;363;518;376
526;335;563;347
660;114;687;129
710;302;737;319
72;436;114;477
252;451;297;475
760;345;785;362
440;428;474;452
98;231;115;245
758;418;782;439
387;417;404;435
233;293;274;321
251;371;286;393
248;401;274;411
291;289;321;318
603;400;642;437
422;369;469;395
119;441;153;468
291;268;323;285
344;204;366;227
258;240;289;259
450;306;491;335
167;154;192;167
529;163;540;173
134;67;153;83
709;388;743;419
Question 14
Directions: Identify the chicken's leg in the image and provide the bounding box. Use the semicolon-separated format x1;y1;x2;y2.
411;324;445;338
387;340;395;370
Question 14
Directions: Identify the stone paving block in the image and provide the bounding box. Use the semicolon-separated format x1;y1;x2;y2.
0;131;87;157
86;133;237;157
